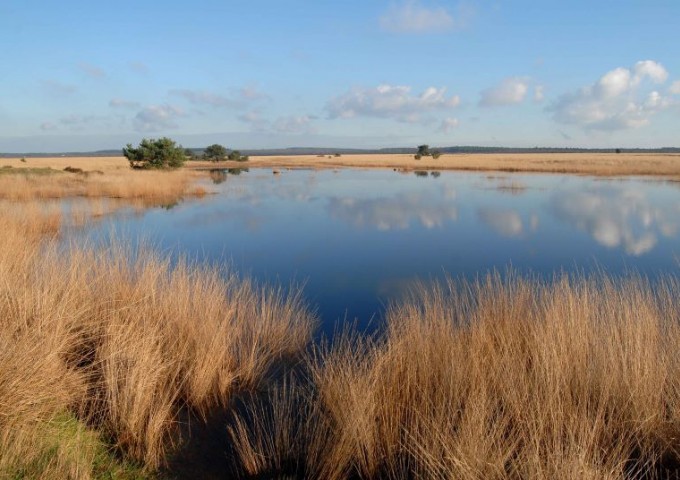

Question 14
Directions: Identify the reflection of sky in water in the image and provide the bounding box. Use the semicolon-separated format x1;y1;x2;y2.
78;169;680;334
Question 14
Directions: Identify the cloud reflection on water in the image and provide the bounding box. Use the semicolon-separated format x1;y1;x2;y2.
327;191;458;231
477;208;524;237
551;185;679;256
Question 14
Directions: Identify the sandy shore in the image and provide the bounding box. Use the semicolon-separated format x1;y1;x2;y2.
3;153;680;178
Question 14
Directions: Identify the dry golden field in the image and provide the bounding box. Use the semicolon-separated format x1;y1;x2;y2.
4;152;680;178
189;152;680;178
2;156;680;478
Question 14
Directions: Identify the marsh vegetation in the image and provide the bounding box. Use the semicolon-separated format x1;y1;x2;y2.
2;163;680;479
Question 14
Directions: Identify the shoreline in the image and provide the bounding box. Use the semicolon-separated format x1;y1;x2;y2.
2;152;680;179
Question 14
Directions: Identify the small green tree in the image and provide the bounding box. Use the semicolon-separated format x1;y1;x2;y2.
184;148;195;159
417;145;431;157
228;150;249;162
123;137;185;169
414;145;442;160
203;144;228;162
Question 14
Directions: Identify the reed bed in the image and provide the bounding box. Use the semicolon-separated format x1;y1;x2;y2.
230;273;680;479
0;168;206;204
0;200;315;478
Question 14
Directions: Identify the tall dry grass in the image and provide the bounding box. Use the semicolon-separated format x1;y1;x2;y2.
0;168;206;204
0;201;314;478
230;273;680;479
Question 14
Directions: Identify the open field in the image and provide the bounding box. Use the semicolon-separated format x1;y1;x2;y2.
4;152;680;178
188;152;680;178
2;160;680;479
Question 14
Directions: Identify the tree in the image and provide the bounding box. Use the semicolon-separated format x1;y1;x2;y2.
203;144;228;162
123;137;185;169
228;150;249;162
417;145;431;157
184;148;195;159
414;144;442;160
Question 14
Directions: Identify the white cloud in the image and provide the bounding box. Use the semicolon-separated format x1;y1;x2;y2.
170;89;240;108
109;98;140;109
549;60;671;130
439;117;460;132
40;122;57;131
133;104;184;132
633;60;668;84
379;0;461;33
534;85;544;103
272;115;315;134
238;111;315;134
326;84;460;122
479;77;529;107
670;80;680;95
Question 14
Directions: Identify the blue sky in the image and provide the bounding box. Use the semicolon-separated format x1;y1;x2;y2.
2;0;679;152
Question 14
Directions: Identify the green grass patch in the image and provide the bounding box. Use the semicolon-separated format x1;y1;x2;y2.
6;412;150;480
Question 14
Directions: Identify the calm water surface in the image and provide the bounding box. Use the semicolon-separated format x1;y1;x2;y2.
78;168;680;333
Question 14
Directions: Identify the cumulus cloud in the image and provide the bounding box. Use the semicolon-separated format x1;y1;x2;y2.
439;117;460;132
549;60;672;130
133;104;184;132
379;0;471;33
670;80;680;95
551;185;679;256
326;84;460;122
479;77;529;107
109;98;140;109
273;115;315;134
328;192;458;230
478;208;523;237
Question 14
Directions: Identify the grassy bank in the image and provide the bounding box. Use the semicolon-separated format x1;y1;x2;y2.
231;274;680;479
3;166;680;479
0;173;314;478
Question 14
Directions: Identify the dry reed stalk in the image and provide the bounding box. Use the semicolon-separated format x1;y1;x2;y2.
230;273;680;479
0;202;315;476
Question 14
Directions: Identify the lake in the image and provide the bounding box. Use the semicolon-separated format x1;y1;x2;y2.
78;168;680;334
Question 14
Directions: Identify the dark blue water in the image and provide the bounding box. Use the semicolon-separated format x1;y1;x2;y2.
77;168;680;333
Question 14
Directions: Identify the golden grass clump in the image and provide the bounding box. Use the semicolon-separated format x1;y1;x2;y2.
0;203;315;477
0;168;206;204
230;273;680;479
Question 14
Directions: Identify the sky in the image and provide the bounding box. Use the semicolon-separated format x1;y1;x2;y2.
1;0;680;152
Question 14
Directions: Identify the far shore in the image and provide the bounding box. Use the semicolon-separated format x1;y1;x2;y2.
3;152;680;178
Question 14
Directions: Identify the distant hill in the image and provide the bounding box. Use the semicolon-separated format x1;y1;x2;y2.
2;146;679;158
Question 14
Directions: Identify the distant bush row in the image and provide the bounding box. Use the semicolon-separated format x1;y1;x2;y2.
123;138;248;169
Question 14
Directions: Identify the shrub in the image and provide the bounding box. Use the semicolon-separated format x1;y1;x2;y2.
203;144;228;162
228;150;249;162
123;138;186;169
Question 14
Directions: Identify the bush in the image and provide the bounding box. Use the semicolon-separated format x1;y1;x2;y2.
228;150;249;162
123;138;185;169
203;144;227;162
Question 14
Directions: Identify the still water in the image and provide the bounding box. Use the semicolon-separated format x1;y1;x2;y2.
80;168;680;332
